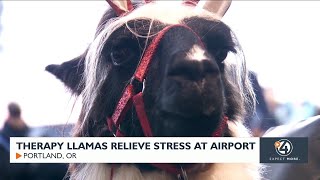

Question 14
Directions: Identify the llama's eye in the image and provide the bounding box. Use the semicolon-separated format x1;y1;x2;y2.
110;37;140;67
111;47;132;66
215;49;228;62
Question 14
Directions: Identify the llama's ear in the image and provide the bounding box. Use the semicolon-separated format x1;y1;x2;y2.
197;0;232;18
106;0;133;16
45;55;84;95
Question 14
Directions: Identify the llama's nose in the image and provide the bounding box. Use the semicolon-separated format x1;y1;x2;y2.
167;50;219;82
155;26;220;81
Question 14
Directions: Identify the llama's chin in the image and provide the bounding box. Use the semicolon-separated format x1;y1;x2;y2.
158;88;224;121
151;110;222;137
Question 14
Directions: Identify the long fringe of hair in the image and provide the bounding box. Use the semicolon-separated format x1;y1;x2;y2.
79;2;255;131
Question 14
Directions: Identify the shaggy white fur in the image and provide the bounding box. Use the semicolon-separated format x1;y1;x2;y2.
70;120;262;180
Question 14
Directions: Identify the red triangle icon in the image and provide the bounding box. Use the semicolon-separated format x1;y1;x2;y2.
16;153;22;159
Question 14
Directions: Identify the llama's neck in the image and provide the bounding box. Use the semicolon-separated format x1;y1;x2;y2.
71;163;260;180
69;120;262;180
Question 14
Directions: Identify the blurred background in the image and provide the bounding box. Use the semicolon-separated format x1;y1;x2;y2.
1;0;319;133
0;0;320;179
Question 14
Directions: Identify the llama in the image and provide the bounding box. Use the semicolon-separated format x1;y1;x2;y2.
46;0;261;179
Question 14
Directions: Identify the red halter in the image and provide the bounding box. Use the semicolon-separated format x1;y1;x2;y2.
107;24;227;138
106;24;228;178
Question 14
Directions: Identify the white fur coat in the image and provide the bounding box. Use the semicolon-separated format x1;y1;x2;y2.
70;120;262;180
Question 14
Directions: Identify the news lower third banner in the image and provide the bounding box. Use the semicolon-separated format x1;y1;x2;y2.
10;137;308;163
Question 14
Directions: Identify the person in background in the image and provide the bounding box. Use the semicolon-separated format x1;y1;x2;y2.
1;102;29;139
0;102;32;180
245;72;279;136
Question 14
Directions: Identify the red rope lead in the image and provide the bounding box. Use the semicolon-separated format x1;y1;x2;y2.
132;93;153;137
212;116;228;137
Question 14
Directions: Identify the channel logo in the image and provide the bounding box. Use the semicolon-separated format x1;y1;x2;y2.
274;139;293;156
260;137;308;163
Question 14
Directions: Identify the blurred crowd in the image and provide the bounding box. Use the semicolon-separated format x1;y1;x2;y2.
245;71;320;137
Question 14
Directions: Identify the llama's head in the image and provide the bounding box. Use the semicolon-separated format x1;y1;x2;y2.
46;0;254;138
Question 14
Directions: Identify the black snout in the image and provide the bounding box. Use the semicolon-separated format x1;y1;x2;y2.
156;26;220;83
145;25;225;136
167;54;219;82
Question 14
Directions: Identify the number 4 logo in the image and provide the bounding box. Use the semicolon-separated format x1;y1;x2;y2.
274;139;293;156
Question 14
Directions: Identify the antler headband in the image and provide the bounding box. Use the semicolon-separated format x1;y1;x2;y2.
106;0;232;17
